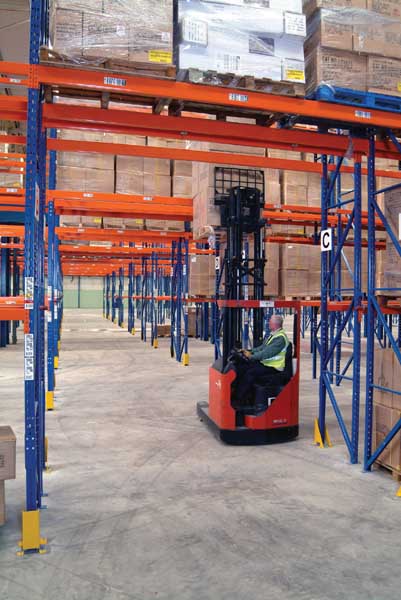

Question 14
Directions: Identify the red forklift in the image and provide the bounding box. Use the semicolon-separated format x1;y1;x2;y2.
197;168;300;444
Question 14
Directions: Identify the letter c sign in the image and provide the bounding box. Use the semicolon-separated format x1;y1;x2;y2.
321;228;333;252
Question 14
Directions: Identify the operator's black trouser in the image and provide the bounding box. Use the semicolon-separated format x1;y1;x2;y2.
235;362;280;402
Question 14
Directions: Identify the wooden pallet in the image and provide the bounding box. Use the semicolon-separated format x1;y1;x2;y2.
156;324;171;337
178;68;305;98
376;460;401;482
40;47;177;79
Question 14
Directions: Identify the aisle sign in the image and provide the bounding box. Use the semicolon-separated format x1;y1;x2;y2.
321;228;333;252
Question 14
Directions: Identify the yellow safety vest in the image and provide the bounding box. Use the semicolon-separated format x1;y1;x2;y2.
261;329;289;371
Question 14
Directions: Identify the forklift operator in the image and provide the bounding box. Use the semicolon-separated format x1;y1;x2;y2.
236;314;290;400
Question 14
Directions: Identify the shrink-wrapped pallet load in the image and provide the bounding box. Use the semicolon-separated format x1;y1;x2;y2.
176;0;306;88
49;0;173;66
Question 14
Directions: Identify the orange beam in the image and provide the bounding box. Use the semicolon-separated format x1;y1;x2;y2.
54;199;193;220
45;104;401;162
56;226;191;243
0;134;27;145
59;245;173;256
47;138;401;179
48;190;192;207
32;63;401;130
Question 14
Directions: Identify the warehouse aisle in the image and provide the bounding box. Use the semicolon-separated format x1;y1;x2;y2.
1;309;401;600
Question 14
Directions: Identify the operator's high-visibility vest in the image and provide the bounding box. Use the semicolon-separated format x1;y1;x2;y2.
261;329;289;371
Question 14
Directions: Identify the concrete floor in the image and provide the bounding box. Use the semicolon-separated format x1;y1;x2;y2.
0;309;400;600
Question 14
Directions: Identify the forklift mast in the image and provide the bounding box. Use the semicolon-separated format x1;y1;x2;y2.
214;167;266;368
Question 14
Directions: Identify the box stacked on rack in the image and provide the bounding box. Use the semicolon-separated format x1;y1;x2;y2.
380;185;401;296
373;347;401;473
177;0;306;87
49;0;173;66
0;134;24;189
189;254;216;297
0;426;16;527
304;0;401;97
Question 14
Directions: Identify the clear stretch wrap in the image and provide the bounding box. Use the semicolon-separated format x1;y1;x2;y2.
304;2;401;95
177;0;306;83
49;0;173;65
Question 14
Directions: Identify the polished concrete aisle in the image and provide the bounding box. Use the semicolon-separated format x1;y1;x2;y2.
0;309;400;600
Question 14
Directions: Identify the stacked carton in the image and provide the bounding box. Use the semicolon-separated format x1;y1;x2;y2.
57;130;188;232
265;243;280;297
177;0;306;86
379;185;401;296
0;427;16;527
49;0;173;66
0;135;24;188
304;0;401;97
189;254;216;297
373;348;401;473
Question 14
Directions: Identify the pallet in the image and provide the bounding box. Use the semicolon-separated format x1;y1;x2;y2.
156;324;171;337
40;47;176;79
310;84;401;115
376;461;401;482
178;68;305;98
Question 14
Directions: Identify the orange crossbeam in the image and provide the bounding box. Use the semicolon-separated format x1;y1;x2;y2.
59;245;173;256
45;107;401;164
54;199;193;220
31;62;401;131
45;138;401;179
0;134;27;145
56;226;191;242
0;297;29;327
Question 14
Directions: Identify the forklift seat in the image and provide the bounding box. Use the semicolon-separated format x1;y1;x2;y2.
252;343;294;414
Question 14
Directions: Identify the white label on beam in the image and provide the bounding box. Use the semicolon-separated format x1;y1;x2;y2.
260;301;274;308
25;276;34;309
24;334;34;381
321;228;333;252
399;214;401;240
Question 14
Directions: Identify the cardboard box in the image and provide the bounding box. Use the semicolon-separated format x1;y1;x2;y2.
303;0;367;17
115;172;144;195
374;404;401;471
0;427;16;481
383;186;401;295
177;1;305;81
57;166;114;193
83;13;129;60
116;155;144;174
50;8;84;59
374;404;395;468
128;0;173;65
0;481;4;526
145;219;183;231
280;244;321;271
265;242;280;296
368;56;401;98
144;157;171;176
279;269;309;296
143;174;171;196
281;171;308;204
58;152;114;171
173;176;193;198
307;10;353;52
305;47;368;94
189;254;216;297
173;161;192;178
374;348;394;407
354;23;401;61
84;168;114;193
367;0;401;19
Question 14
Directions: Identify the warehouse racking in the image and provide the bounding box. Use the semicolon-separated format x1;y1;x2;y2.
2;0;401;553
